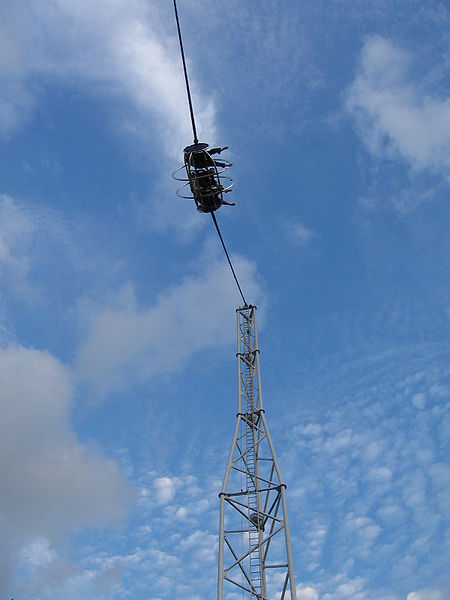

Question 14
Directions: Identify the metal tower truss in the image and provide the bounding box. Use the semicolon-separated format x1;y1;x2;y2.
218;305;297;600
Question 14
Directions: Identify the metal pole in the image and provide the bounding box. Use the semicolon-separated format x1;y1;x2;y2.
259;410;284;485
252;307;264;411
280;486;298;600
217;493;226;600
218;312;244;600
218;415;242;600
260;411;297;600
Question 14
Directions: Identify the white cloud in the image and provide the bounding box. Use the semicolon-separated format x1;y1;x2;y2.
0;194;98;305
0;2;222;236
430;383;449;399
84;469;221;598
16;551;124;600
323;428;354;453
154;476;176;504
19;538;57;569
429;462;450;517
180;529;216;551
0;0;216;155
175;507;188;519
0;194;35;297
407;589;448;600
297;584;319;599
411;392;427;410
319;574;368;600
280;335;450;598
76;254;262;395
334;576;366;598
344;514;381;553
285;221;317;246
0;345;132;596
346;36;450;179
306;523;327;561
367;466;392;482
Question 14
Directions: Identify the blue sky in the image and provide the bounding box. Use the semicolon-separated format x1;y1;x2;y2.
0;1;449;598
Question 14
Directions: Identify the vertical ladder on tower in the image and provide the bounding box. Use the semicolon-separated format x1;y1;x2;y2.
246;415;261;598
217;305;297;600
242;316;262;598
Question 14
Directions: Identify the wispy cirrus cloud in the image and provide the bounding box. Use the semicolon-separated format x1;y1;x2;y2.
0;193;117;309
0;0;216;155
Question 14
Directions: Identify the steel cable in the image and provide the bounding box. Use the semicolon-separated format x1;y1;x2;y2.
211;212;248;307
173;0;198;144
173;0;248;307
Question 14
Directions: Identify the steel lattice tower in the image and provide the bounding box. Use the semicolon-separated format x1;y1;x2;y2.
218;305;297;600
